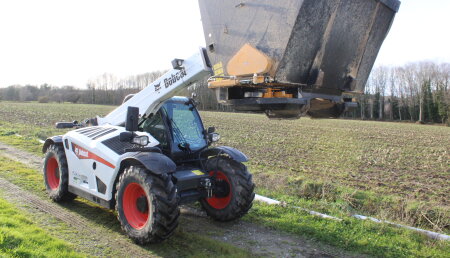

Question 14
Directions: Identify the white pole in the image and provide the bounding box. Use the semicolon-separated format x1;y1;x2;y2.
254;194;449;241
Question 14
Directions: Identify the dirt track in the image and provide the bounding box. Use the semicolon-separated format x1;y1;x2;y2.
0;141;361;257
0;142;43;169
0;177;154;257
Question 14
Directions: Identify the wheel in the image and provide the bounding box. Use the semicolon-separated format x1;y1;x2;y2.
200;157;255;221
43;144;76;202
115;166;179;244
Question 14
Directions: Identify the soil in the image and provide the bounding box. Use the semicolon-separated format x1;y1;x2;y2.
0;141;42;169
0;141;363;257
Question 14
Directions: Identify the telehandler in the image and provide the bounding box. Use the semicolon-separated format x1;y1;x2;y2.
42;0;400;244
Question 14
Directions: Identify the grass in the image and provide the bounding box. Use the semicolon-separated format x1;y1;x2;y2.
0;155;448;257
200;112;449;205
0;102;114;156
0;101;449;256
245;203;450;258
1;101;446;230
200;111;449;232
0;101;447;205
0;196;83;258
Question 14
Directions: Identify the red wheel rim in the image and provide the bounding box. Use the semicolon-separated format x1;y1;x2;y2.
207;171;232;209
46;156;60;190
123;183;149;229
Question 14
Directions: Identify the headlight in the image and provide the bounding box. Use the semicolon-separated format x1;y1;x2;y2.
209;133;220;143
132;135;149;146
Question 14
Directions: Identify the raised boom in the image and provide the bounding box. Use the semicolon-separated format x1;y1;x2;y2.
96;48;212;126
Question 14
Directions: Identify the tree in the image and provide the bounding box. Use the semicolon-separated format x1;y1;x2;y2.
371;66;388;120
435;63;450;124
5;85;20;101
19;86;32;101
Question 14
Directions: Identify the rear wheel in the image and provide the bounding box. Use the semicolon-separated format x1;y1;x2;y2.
115;166;179;244
43;144;76;202
200;157;255;221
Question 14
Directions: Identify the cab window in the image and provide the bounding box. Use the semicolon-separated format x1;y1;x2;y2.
140;111;168;149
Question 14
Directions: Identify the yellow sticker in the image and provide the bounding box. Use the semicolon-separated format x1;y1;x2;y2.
192;170;204;176
213;62;223;72
214;68;224;75
213;62;224;81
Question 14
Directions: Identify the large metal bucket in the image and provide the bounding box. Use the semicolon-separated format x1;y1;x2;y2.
199;0;400;118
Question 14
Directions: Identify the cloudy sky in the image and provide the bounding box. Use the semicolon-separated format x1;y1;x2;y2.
0;0;449;88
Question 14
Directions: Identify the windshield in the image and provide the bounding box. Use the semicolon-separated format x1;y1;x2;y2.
162;101;207;151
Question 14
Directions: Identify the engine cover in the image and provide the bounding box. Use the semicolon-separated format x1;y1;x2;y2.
62;125;158;202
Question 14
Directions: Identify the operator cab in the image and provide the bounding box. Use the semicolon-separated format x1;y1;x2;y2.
139;97;208;162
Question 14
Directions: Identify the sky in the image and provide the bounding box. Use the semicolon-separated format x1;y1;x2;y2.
0;0;449;88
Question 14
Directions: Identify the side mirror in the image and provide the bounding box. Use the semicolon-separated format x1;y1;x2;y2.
125;106;139;132
207;127;215;133
178;142;190;151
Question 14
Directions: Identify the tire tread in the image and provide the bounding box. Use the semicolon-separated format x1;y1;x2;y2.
115;166;179;244
200;157;255;221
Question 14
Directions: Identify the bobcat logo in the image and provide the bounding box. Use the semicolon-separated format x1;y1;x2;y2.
74;147;88;158
154;82;161;92
164;68;187;88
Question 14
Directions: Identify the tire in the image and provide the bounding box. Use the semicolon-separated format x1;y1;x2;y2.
43;144;76;202
115;166;179;244
200;157;255;221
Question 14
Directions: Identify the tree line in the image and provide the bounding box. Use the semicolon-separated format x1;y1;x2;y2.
0;70;228;110
1;61;448;125
0;71;166;105
344;61;449;125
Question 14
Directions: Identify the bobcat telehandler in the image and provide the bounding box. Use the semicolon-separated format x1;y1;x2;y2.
42;0;400;244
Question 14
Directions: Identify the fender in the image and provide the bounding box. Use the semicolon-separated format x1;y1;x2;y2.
120;152;176;175
200;146;248;163
42;135;64;153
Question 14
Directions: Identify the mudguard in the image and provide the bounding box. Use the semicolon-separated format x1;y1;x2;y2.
42;135;63;153
200;146;248;163
120;152;176;175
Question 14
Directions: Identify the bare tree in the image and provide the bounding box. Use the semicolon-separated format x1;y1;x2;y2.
394;67;406;121
371;66;388;120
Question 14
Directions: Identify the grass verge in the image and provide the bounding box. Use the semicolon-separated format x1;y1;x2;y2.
0;196;83;257
245;201;450;258
256;181;449;235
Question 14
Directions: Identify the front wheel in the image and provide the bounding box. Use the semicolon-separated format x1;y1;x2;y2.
43;144;76;202
200;157;255;221
115;166;179;244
